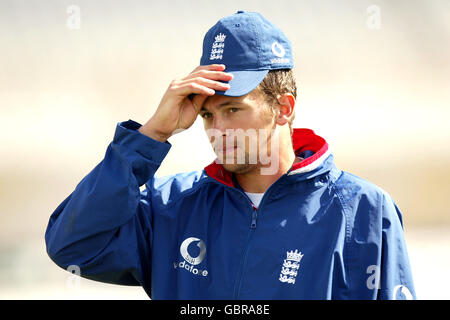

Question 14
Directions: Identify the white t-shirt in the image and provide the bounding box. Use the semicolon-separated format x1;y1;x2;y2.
244;192;265;209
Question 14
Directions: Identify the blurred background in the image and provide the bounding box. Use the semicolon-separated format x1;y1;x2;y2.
0;0;449;299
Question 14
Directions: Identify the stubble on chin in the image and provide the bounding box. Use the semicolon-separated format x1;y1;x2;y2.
221;162;258;174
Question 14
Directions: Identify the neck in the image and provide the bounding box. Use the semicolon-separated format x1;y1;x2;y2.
235;131;298;193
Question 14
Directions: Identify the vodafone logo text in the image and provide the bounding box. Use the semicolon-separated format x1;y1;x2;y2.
173;237;208;277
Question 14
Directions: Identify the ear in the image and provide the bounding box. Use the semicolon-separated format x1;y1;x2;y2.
275;93;295;126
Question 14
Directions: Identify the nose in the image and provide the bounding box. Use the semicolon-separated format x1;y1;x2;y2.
204;114;228;146
212;114;227;134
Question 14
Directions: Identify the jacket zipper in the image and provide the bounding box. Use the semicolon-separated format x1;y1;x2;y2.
233;203;258;299
210;175;286;299
250;208;257;228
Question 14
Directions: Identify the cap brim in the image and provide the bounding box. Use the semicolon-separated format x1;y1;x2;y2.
215;69;269;97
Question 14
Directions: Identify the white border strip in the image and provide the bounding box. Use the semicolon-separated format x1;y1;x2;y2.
288;148;332;176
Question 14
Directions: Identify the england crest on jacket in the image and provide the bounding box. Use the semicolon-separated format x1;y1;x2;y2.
279;249;303;284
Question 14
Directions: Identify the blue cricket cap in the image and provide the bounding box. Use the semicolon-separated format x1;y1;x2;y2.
200;11;294;97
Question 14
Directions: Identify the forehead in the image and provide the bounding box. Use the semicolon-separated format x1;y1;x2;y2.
202;90;263;111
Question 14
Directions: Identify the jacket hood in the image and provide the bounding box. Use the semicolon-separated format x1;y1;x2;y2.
204;128;333;187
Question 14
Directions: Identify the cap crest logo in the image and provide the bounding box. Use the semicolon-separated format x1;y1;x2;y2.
210;33;226;60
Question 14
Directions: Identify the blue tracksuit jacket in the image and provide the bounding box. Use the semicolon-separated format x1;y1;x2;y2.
45;120;416;299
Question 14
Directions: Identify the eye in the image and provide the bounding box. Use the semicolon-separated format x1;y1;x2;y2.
200;112;213;119
228;107;239;113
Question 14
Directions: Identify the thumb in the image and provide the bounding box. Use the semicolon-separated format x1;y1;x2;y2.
191;94;210;114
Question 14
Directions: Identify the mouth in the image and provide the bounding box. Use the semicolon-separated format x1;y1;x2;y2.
217;145;237;154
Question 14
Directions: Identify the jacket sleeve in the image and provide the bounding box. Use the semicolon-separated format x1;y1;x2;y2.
377;193;416;299
45;120;171;287
343;185;416;300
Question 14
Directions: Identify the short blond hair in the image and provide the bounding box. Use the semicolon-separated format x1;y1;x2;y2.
252;69;297;135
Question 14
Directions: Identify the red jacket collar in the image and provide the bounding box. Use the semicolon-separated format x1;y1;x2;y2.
204;128;329;187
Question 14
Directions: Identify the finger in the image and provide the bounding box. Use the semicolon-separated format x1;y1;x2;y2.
173;82;216;97
191;64;226;73
177;77;230;92
183;70;234;82
191;94;209;113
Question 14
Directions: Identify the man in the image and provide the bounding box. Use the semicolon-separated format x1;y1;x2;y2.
45;11;416;299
